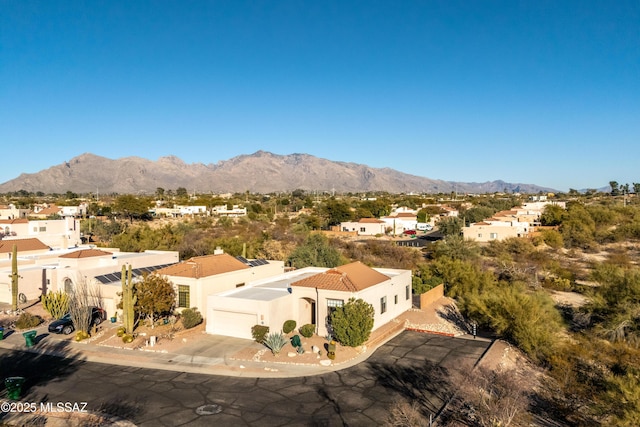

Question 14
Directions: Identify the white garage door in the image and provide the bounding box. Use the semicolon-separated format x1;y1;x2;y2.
0;283;11;304
211;310;258;340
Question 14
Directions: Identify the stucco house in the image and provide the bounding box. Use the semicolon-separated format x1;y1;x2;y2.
340;218;388;235
1;218;82;249
207;261;412;340
0;244;179;315
154;249;285;316
462;220;531;242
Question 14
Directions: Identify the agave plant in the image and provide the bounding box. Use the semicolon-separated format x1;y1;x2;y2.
263;332;288;356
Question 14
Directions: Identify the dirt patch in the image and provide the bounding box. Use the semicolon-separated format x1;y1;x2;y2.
95;322;206;352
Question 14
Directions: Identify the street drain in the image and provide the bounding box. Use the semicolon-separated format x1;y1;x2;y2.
196;404;222;416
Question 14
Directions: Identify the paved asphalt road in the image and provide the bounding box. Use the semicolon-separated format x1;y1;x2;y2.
0;331;491;426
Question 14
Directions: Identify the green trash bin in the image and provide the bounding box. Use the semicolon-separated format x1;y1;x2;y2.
0;327;4;341
5;377;25;400
23;330;37;348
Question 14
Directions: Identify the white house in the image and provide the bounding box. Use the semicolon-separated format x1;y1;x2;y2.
211;205;247;217
0;204;30;220
0;243;179;316
340;218;388;235
462;220;531;242
1;218;82;249
154;250;285;316
207;261;412;340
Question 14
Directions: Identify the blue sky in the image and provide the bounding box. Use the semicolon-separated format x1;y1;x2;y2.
2;1;639;192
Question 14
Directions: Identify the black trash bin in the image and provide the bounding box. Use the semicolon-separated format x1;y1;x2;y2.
23;330;37;347
5;377;25;400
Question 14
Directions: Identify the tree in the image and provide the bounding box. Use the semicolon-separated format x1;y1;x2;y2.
633;183;640;195
287;234;343;268
69;277;102;336
175;187;188;197
438;217;463;236
114;195;152;222
330;298;375;347
135;273;176;328
540;204;565;226
320;198;353;226
610;181;620;196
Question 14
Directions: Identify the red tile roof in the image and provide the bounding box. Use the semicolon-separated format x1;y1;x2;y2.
292;261;390;292
359;218;385;223
0;219;28;225
59;249;113;258
0;238;49;253
156;253;249;278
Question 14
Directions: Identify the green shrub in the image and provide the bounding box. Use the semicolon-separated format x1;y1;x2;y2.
330;298;374;347
122;334;134;344
263;332;288;355
180;307;203;329
299;324;315;338
283;319;297;334
41;291;70;320
15;312;42;329
116;326;126;337
251;325;269;343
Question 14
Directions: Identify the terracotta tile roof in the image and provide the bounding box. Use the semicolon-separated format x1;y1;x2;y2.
394;213;417;218
0;238;50;253
473;221;491;226
0;219;28;225
292;261;390;292
156;253;250;278
59;249;113;258
359;218;385;223
34;205;61;216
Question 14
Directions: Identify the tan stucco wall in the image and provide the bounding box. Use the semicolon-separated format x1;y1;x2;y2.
419;284;444;308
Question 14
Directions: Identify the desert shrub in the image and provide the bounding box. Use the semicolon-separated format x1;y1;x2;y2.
283;319;297;334
15;312;42;329
180;307;203;329
122;334;134;344
541;229;564;249
299;323;315;338
331;298;375;347
41;291;70;320
263;332;288;355
251;325;269;343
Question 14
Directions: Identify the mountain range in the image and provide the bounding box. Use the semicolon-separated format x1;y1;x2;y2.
0;151;556;195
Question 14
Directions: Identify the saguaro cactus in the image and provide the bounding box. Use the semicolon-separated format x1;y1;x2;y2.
120;265;137;334
11;244;18;311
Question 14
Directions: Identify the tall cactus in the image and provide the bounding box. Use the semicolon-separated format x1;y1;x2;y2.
11;244;18;311
121;265;137;334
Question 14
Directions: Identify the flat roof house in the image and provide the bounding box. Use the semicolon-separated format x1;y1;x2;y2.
207;261;412;340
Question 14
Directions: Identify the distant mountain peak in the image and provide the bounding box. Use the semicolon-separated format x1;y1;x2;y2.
0;152;557;194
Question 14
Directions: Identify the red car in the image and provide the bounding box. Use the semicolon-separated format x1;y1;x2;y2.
403;230;417;235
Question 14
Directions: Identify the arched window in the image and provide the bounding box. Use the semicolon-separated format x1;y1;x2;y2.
64;278;73;294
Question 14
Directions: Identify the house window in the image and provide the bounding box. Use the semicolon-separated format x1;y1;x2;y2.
64;278;73;294
394;295;398;305
235;283;245;288
406;285;410;300
178;285;190;308
477;233;482;238
380;296;387;314
39;226;47;232
327;298;344;316
360;227;366;232
490;233;498;239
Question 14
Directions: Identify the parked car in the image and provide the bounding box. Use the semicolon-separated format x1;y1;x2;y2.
403;230;417;235
48;307;105;335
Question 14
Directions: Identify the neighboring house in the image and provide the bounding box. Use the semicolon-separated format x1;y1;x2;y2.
151;205;208;217
1;218;82;249
211;205;247;217
340;218;387;236
0;204;30;220
381;212;418;234
154;249;285;317
462;220;531;242
59;203;89;217
31;204;62;219
207;261;412;340
0;244;179;315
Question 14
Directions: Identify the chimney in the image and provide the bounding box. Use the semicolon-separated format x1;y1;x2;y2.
214;247;224;255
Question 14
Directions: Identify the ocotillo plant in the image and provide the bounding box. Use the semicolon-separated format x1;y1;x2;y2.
120;265;137;334
11;244;18;311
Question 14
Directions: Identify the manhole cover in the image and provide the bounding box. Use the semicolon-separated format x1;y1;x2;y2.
196;404;222;415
